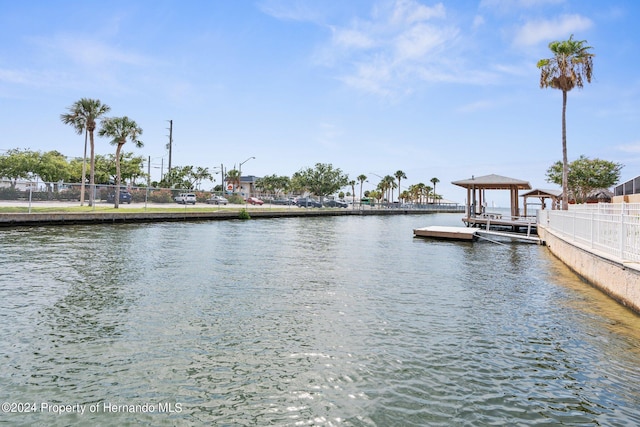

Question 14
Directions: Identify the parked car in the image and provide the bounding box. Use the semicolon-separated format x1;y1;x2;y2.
323;199;348;208
206;195;228;205
246;197;264;205
296;197;322;208
175;193;197;204
270;198;295;205
106;191;132;204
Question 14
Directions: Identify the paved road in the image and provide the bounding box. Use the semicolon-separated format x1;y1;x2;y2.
0;200;301;210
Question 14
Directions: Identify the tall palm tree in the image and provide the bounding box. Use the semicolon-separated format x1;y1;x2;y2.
226;169;241;194
98;116;143;208
430;177;440;204
408;184;418;204
348;180;356;207
425;185;433;203
394;170;406;203
357;174;367;206
60;98;111;206
415;183;426;204
382;175;397;206
537;34;594;210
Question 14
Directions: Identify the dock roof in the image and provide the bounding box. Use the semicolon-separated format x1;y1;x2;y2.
451;174;531;190
521;188;562;197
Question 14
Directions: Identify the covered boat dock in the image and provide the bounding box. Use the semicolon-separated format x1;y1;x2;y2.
451;174;536;232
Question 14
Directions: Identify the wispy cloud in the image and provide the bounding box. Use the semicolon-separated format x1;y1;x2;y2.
331;27;376;50
314;0;472;96
616;142;640;153
480;0;565;11
33;34;153;68
456;99;495;113
0;33;163;96
513;14;593;46
257;0;324;23
0;69;33;85
316;122;343;148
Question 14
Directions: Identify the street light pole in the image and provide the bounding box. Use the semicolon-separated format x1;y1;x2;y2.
239;156;255;196
220;163;225;194
167;120;173;173
239;156;255;177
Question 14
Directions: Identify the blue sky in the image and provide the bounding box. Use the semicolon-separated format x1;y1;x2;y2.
2;0;639;205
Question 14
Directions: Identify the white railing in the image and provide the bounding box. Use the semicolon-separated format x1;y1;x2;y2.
538;203;640;262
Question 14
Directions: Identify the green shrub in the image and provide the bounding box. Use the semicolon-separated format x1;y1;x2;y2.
196;191;209;203
239;208;250;220
226;194;245;204
130;189;148;203
149;189;174;203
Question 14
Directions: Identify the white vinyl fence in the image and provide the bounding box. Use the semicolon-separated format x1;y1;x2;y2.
539;203;640;263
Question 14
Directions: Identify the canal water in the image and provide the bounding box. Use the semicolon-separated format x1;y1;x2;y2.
1;214;639;426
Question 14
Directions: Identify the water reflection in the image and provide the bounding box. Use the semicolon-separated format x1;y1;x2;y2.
1;215;639;426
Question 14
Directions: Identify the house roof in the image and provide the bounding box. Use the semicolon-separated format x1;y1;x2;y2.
451;174;532;190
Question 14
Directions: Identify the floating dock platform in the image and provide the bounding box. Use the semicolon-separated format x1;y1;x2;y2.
413;226;478;241
414;226;542;244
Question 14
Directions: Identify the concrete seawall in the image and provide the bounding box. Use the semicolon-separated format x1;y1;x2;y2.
0;207;448;227
538;225;640;314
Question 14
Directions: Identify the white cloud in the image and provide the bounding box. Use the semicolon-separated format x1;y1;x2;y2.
35;34;153;68
332;27;375;50
388;0;445;25
257;0;323;23
514;14;593;46
0;69;31;85
617;142;640;153
339;58;393;97
320;0;467;95
472;15;485;30
316;122;343;148
394;23;454;60
457;100;495;113
480;0;564;11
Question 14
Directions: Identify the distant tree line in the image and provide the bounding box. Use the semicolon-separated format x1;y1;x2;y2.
0;148;145;191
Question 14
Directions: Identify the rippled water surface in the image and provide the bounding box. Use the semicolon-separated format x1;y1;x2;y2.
1;214;640;426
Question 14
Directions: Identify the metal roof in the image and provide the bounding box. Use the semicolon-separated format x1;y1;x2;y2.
521;188;562;197
451;174;531;190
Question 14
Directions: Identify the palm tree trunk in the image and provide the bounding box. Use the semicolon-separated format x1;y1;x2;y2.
115;143;123;209
562;90;569;210
89;132;96;207
80;128;88;206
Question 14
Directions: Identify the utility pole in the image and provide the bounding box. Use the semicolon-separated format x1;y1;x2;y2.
221;163;225;195
167;120;173;173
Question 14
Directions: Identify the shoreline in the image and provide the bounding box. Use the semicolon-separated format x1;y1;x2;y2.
0;201;462;227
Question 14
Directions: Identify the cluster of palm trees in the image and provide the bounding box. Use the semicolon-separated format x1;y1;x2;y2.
351;171;441;205
60;98;143;208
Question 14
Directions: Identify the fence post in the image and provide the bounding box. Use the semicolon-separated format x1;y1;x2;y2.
591;210;594;249
620;202;626;259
